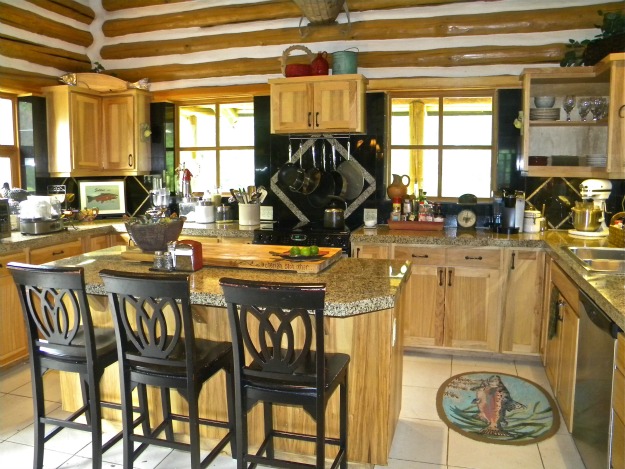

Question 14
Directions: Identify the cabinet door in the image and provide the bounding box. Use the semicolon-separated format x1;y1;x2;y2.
352;244;389;259
102;95;135;171
444;266;502;351
71;92;101;171
557;299;579;431
403;265;445;347
0;251;29;368
543;295;563;393
270;81;311;133
30;240;84;265
313;80;362;132
607;59;625;176
84;234;111;252
501;249;545;354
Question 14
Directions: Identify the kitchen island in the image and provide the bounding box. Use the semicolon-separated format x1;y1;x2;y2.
47;245;411;467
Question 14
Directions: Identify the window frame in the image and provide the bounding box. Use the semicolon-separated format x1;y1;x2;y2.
175;98;255;193
0;93;20;188
387;90;498;202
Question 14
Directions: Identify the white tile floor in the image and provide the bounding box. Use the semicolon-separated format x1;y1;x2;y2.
0;352;586;468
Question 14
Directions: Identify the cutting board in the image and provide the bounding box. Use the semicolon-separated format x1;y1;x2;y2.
120;244;343;274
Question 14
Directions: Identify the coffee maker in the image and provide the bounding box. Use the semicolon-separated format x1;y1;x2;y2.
492;189;524;233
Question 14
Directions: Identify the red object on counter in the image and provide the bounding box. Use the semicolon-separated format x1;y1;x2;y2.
311;52;329;75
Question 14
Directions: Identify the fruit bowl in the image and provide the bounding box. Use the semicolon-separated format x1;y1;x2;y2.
125;218;185;252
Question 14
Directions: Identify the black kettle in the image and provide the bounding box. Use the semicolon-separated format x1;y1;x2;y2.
323;196;346;229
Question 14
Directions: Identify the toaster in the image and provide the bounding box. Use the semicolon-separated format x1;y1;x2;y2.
167;239;203;272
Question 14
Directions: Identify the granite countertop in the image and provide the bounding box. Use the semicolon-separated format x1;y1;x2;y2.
352;225;624;331
50;245;411;318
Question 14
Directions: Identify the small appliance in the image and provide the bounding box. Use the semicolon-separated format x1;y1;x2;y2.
0;198;11;239
19;196;65;235
253;221;351;254
569;179;612;237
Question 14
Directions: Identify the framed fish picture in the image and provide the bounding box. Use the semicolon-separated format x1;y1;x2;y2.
78;180;127;216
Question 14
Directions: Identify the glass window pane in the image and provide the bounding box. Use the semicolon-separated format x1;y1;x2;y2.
219;102;254;147
179;150;216;193
391;98;439;146
219;150;255;190
0;97;14;145
442;97;492;146
441;149;492;198
179;104;216;147
0;157;12;187
420;149;439;197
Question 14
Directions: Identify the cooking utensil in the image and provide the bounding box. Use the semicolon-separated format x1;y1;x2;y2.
337;140;364;200
330;142;348;198
298;143;321;195
571;206;602;231
323;195;346;229
308;141;336;208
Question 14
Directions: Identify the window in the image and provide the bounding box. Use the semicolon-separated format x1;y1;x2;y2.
389;93;495;200
0;94;19;188
177;101;254;194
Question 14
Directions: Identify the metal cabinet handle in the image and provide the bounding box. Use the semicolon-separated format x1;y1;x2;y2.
438;267;444;286
619;104;625;118
511;252;516;270
356;247;360;258
308;112;312;127
52;250;65;256
465;256;483;260
412;254;429;258
128;154;133;167
447;268;453;287
315;112;320;127
556;300;565;321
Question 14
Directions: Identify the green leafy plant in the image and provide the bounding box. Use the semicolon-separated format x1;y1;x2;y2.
561;10;625;67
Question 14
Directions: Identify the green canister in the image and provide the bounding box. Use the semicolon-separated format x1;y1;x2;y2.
332;49;357;74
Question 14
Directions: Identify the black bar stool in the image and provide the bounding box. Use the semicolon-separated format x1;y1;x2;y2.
7;262;126;469
100;269;235;469
219;277;350;469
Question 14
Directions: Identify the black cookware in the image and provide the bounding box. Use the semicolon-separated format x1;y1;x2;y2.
323;195;347;229
309;142;336;208
329;142;348;198
298;143;321;195
337;140;364;200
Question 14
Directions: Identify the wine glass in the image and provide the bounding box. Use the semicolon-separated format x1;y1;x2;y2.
578;97;591;121
562;95;575;121
590;97;606;121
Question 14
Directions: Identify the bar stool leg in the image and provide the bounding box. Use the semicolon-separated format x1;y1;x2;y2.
32;363;46;469
315;401;325;469
225;369;237;457
340;379;348;469
160;387;174;441
263;402;274;459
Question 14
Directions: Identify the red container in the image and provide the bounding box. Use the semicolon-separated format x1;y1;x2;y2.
311;52;329;75
284;63;312;77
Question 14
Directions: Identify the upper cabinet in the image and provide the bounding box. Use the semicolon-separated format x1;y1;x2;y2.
44;85;152;177
520;53;625;179
269;74;367;134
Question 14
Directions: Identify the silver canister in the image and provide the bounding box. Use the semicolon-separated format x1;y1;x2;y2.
195;200;215;223
216;204;232;223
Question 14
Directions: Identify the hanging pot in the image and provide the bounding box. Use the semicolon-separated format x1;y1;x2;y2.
329;142;348;199
323;195;347;229
308;141;336;208
336;140;363;200
297;144;321;195
278;140;300;186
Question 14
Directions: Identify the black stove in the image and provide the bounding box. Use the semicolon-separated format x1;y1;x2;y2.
252;221;351;254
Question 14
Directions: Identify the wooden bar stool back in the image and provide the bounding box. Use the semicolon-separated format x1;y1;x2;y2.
7;262;123;469
219;277;349;469
100;269;235;469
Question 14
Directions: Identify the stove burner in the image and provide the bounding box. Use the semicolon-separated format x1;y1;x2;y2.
252;222;351;254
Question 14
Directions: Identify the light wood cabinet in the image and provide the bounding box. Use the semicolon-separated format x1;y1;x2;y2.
500;249;545;355
613;333;625;469
29;239;84;265
0;251;29;368
520;53;625;179
82;233;111;252
352;243;390;259
44;85;151;177
542;259;579;431
393;245;503;352
269;74;367;134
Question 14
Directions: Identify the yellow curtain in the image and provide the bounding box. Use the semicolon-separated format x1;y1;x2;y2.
409;101;425;196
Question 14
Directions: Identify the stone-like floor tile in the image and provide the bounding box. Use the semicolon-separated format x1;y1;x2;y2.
403;353;452;389
400;385;440;421
376;459;447;468
0;364;31;394
12;370;61;403
447;430;543;469
0;440;71;468
451;356;517;377
99;437;173;468
538;432;586;469
0;394;60;441
389;418;448;465
58;454;123;468
514;360;553;395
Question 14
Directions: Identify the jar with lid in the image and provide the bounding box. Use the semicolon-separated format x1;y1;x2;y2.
523;210;543;233
216;204;232;223
195;200;215;224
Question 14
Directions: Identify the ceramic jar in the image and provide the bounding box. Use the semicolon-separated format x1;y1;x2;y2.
310;52;329;75
387;174;410;200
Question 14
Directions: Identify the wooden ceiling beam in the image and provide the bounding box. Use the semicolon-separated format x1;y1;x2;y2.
25;0;95;25
100;3;617;60
0;36;92;72
0;66;60;95
0;3;93;47
102;0;191;11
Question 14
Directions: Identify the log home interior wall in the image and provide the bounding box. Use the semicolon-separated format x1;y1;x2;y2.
1;0;624;100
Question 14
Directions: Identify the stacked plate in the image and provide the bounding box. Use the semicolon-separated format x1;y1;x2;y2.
586;154;607;167
529;108;560;121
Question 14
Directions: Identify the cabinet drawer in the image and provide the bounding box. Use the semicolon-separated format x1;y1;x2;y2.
615;367;625;426
392;245;445;265
446;248;501;269
617;333;625;373
30;240;83;264
550;260;578;307
0;251;28;277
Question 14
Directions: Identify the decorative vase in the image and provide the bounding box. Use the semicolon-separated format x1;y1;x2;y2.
387;174;410;199
310;52;329;75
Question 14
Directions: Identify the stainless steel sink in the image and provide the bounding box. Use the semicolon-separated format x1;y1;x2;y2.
563;246;625;273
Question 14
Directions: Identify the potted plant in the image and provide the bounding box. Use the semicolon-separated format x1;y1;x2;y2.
561;10;625;67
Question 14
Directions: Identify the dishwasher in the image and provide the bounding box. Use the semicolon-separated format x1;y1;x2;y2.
572;291;622;469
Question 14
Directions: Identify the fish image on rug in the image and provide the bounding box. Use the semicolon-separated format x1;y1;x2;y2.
436;371;559;445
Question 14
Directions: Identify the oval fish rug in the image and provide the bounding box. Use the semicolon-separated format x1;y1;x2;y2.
436;371;560;445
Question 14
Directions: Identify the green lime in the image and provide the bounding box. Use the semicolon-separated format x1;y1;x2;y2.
300;246;311;257
289;246;301;256
310;245;319;256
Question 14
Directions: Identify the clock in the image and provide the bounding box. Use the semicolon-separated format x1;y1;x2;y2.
457;193;478;229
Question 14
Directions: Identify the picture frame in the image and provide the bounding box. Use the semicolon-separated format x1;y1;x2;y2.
78;180;127;216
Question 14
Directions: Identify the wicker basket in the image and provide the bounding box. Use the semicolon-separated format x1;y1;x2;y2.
293;0;345;25
125;219;185;252
280;45;314;76
608;225;625;247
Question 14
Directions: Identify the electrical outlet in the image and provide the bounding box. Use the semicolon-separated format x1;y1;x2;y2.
260;206;273;220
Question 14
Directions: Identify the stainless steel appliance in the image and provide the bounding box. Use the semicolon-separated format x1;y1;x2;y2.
573;291;622;469
0;199;11;239
19;219;65;235
19;196;65;235
252;221;351;254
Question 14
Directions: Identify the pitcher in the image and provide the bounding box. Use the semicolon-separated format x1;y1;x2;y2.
387;174;410;199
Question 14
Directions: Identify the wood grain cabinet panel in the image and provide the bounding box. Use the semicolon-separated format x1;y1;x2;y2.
352;243;390;259
613;333;625;469
29;240;84;265
0;251;29;368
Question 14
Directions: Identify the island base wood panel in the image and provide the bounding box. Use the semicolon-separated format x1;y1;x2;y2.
59;296;404;466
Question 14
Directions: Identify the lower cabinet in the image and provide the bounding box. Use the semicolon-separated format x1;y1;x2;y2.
0;251;29;367
82;233;111;252
393;245;503;352
29;239;84;265
542;258;579;431
613;333;625;469
352;243;390;259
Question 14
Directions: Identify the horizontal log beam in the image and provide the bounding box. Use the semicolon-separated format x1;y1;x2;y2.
25;0;95;25
102;0;191;11
0;35;92;72
107;43;567;84
100;3;617;60
0;3;93;47
0;66;59;95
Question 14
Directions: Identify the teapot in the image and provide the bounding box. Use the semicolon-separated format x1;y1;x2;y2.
310;52;329;75
386;174;411;199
